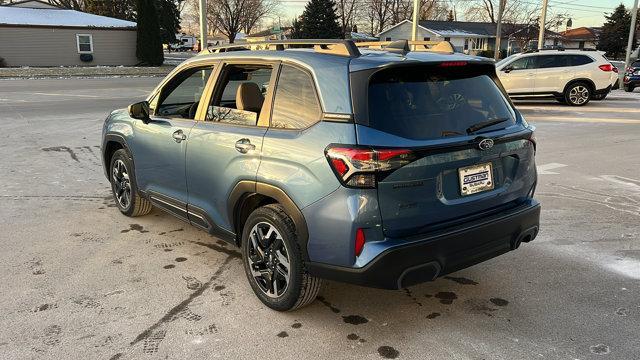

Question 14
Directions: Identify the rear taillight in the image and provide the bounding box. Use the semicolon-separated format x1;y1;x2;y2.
599;64;614;72
325;145;415;188
355;228;365;257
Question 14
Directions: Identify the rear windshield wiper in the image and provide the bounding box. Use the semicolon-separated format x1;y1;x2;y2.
466;117;510;134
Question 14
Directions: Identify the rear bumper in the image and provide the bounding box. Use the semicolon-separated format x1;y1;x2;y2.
594;84;612;96
307;199;540;289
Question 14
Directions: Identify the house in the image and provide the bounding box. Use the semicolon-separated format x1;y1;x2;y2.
377;20;563;56
560;27;600;50
0;0;137;66
246;27;292;42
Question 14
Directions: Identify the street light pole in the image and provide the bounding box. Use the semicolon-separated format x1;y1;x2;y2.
538;0;549;50
494;0;505;60
198;0;208;51
625;0;639;68
411;0;420;42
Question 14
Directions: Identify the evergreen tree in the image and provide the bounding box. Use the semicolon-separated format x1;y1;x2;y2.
156;0;181;45
290;17;304;39
136;0;164;66
598;4;638;59
447;9;454;22
298;0;342;39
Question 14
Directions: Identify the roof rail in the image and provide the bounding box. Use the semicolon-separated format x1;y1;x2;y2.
202;39;361;57
355;40;455;54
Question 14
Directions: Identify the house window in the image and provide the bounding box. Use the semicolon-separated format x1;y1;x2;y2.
76;34;93;53
423;37;430;41
469;38;486;50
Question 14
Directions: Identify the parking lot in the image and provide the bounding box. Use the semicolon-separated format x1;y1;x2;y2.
0;77;638;359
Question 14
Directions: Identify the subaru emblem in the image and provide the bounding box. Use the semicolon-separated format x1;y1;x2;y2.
478;138;494;150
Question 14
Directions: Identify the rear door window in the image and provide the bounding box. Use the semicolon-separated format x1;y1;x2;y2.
534;55;570;69
367;65;516;140
208;65;274;126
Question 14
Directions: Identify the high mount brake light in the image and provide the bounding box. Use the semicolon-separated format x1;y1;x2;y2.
439;61;468;67
599;64;614;72
325;146;415;188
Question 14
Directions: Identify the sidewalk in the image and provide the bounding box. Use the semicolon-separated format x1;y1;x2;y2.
0;65;174;79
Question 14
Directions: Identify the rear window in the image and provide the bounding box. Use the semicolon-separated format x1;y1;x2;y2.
367;65;516;140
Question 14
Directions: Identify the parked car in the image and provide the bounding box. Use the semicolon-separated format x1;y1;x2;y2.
623;60;640;92
102;40;540;311
610;60;626;90
495;49;616;105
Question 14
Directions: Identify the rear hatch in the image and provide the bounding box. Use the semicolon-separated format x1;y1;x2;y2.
348;61;537;238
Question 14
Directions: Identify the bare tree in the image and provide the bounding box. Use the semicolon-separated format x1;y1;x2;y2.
463;0;531;24
240;0;279;34
206;0;278;43
47;0;86;10
337;0;358;36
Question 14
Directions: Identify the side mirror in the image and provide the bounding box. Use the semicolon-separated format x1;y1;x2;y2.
503;66;513;73
128;101;151;123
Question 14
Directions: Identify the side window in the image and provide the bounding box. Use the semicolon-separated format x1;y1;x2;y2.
508;57;533;70
569;55;593;66
271;65;321;129
535;55;569;69
208;65;273;126
156;66;213;119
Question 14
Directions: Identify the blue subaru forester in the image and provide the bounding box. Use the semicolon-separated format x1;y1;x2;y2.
102;40;540;311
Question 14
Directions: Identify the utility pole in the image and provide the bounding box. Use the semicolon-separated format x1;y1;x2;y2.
625;0;639;68
494;0;505;60
411;0;420;42
538;0;549;50
198;0;207;51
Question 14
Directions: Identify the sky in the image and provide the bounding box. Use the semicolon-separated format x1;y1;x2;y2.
275;0;637;29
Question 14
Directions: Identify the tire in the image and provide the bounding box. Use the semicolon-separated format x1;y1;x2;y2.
564;82;591;106
241;204;321;311
624;85;635;92
109;149;152;217
591;93;607;101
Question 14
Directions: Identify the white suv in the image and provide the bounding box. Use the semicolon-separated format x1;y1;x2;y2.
495;50;616;106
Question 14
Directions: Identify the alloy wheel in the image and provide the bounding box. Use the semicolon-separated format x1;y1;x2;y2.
247;222;291;298
112;159;132;209
568;85;589;105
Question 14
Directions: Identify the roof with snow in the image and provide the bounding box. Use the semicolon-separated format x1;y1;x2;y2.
0;6;137;29
419;20;498;37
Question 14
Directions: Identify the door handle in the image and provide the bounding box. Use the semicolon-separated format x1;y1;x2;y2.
526;72;535;76
172;129;186;143
235;138;255;154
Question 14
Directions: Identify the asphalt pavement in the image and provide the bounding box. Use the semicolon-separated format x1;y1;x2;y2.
0;77;638;359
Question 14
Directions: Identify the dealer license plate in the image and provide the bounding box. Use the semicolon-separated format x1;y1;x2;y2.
459;163;494;196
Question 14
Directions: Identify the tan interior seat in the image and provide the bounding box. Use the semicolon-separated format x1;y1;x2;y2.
236;82;264;113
